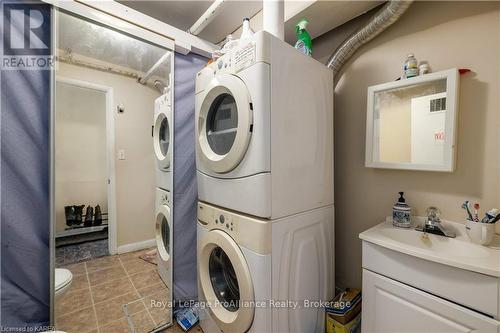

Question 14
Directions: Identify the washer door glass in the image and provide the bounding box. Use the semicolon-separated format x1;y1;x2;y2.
209;246;240;312
206;94;238;155
161;216;170;254
198;229;255;333
159;117;170;156
156;206;171;262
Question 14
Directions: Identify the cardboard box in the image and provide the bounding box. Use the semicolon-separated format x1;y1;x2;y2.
326;299;361;325
326;312;361;333
325;289;361;324
325;288;361;333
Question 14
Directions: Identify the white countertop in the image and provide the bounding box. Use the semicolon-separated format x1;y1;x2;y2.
359;218;500;277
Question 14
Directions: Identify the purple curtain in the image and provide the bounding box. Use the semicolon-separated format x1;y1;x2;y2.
1;0;51;329
173;53;207;303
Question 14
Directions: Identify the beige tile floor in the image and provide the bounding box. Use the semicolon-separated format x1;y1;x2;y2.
56;248;203;333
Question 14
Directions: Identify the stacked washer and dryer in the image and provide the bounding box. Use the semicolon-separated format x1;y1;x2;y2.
153;92;173;289
195;31;334;333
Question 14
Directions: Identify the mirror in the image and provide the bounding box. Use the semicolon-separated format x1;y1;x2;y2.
365;69;459;172
53;10;174;331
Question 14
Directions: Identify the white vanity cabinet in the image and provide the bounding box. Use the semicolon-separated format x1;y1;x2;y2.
360;221;500;333
362;269;498;332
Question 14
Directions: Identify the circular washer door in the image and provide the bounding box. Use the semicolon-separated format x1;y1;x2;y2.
197;74;253;174
198;230;254;333
153;109;172;170
155;204;171;263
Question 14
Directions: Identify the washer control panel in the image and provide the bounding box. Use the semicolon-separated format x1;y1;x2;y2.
197;203;238;235
197;201;272;254
159;190;171;207
214;213;234;232
162;193;170;206
155;90;171;115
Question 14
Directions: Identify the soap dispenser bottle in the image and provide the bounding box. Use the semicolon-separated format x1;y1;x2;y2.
393;192;412;228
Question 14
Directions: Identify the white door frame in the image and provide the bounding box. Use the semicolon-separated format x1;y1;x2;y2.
55;77;117;255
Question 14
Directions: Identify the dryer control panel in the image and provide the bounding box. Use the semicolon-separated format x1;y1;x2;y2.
196;35;261;93
206;40;258;77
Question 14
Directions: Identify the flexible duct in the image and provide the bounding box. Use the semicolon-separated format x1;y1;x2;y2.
327;0;413;79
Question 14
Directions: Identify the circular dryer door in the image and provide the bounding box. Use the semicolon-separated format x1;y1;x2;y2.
155;204;171;263
197;74;253;173
153;109;172;170
198;230;254;333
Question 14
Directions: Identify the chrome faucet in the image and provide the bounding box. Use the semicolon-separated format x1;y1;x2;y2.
415;206;456;238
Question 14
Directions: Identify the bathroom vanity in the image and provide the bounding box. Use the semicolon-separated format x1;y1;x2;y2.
360;219;500;332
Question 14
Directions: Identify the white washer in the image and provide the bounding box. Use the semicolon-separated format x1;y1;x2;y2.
155;187;172;286
197;201;334;333
153;92;172;190
195;31;334;219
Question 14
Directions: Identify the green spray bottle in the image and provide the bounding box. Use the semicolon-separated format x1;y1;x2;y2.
294;19;312;56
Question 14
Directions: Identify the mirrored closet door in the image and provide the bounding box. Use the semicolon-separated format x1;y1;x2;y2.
53;8;174;332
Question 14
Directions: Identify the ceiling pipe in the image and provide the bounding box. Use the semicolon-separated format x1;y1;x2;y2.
263;0;284;40
327;0;413;80
138;51;171;85
188;0;226;36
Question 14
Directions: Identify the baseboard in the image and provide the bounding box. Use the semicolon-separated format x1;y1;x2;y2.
117;238;155;254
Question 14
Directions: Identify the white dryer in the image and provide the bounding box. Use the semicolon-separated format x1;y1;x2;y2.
155;187;172;287
153;92;172;190
195;31;334;219
197;201;334;333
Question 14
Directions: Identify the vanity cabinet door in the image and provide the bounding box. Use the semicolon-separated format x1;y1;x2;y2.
362;269;500;333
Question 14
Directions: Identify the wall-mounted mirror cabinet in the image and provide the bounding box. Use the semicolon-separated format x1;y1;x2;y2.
365;68;459;172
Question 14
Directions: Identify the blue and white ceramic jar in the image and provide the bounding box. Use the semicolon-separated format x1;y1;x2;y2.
393;192;412;228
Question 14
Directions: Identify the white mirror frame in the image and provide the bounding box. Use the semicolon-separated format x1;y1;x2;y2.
365;68;459;172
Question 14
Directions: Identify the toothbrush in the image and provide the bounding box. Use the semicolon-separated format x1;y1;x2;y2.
462;201;473;221
490;213;500;224
481;208;499;223
473;203;480;221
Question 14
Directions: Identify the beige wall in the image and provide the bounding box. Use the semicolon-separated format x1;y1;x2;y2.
313;1;500;288
58;62;160;247
55;82;107;233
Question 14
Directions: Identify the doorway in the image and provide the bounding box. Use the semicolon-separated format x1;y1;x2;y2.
54;78;116;265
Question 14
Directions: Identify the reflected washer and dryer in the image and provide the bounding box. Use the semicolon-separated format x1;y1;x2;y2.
153;92;173;191
195;31;334;219
155;187;172;287
197;201;334;333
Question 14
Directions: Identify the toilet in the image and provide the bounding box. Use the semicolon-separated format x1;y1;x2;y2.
55;268;72;298
42;269;72;333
